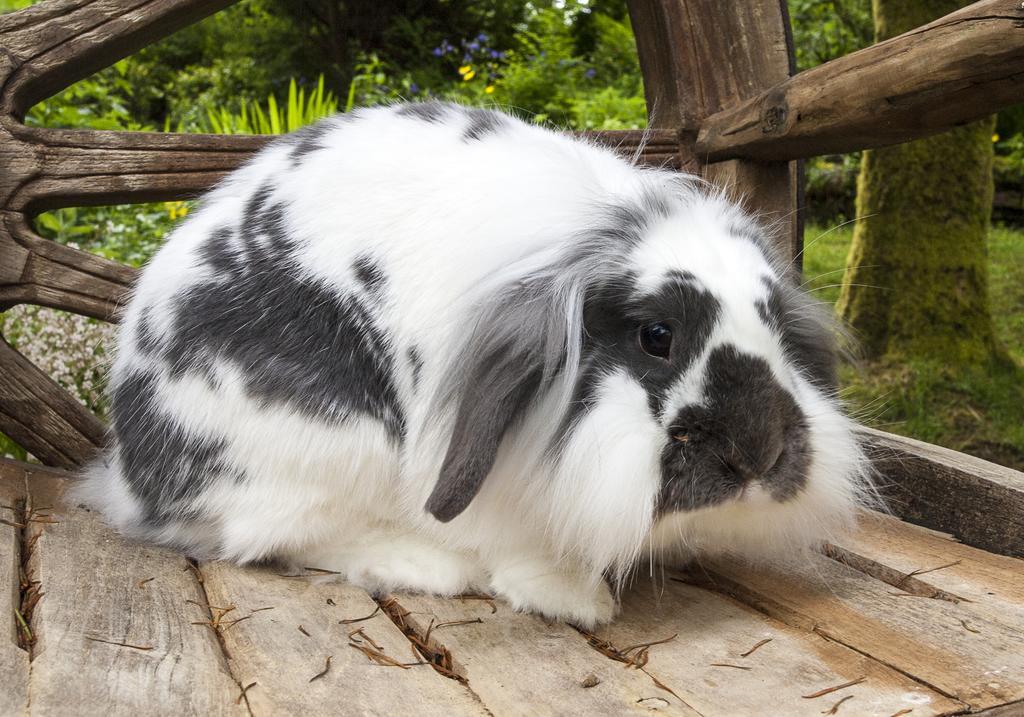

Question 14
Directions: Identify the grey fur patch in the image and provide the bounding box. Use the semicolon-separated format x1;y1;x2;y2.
462;107;508;142
408;347;424;391
561;270;722;438
112;370;233;521
198;226;237;274
659;345;810;513
756;277;839;392
135;307;161;355
289;119;336;165
161;185;405;437
353;255;387;299
396;101;450;123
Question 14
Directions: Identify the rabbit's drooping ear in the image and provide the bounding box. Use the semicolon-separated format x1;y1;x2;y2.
426;345;541;522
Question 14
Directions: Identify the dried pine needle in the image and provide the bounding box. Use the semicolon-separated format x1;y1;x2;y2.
236;682;257;704
340;606;380;625
739;637;772;657
309;656;332;682
802;677;866;699
823;695;854;714
85;636;154;651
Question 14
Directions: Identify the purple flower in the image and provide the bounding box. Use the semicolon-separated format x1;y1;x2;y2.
490;50;501;59
410;82;420;94
584;68;597;79
468;41;480;51
476;33;488;42
432;47;443;57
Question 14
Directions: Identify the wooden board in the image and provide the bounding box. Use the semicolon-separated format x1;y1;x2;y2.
596;576;963;716
696;547;1024;710
0;462;28;716
24;472;246;715
860;427;1024;559
834;511;1024;627
199;561;485;717
390;590;702;716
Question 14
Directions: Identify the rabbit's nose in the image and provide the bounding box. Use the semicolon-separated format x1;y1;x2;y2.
721;438;786;483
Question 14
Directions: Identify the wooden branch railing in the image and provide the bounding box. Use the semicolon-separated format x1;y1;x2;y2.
0;334;106;468
0;0;236;118
696;0;1024;162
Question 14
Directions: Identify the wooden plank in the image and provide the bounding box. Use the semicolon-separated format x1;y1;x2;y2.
24;472;246;715
696;0;1024;162
628;0;802;263
0;462;28;716
0;334;106;470
0;0;236;117
200;562;486;716
861;427;1024;559
596;575;963;716
1;210;134;321
389;590;702;716
833;511;1024;625
696;548;1024;709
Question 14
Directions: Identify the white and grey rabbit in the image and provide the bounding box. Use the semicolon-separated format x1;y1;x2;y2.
76;101;872;627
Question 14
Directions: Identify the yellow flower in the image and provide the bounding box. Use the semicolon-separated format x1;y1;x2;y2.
165;201;189;220
992;133;1000;143
485;85;495;94
463;70;476;81
458;65;471;75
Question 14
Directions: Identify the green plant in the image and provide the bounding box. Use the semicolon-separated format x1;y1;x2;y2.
199;75;339;135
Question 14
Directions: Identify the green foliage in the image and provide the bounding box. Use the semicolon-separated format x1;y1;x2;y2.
34;204;179;268
804;222;1024;470
199;76;338;135
26;60;150;131
788;0;872;71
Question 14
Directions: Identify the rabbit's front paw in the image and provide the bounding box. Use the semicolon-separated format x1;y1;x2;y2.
490;559;616;628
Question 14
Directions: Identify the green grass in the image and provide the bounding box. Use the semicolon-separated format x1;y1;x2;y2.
804;222;1024;470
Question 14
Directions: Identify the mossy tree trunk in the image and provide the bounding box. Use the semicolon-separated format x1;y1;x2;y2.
836;0;997;364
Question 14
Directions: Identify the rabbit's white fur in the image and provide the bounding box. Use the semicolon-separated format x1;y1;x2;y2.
75;103;871;627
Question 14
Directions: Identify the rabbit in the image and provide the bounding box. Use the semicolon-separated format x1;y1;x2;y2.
74;101;873;627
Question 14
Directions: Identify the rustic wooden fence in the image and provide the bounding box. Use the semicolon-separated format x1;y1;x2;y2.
0;0;1022;555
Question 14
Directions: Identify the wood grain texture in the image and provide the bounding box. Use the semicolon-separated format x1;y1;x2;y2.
24;470;245;715
861;427;1024;558
0;335;106;469
697;549;1024;710
596;575;963;716
628;0;802;262
834;511;1024;625
199;562;486;717
0;209;135;320
696;0;1024;162
390;591;702;716
0;0;236;117
0;463;28;717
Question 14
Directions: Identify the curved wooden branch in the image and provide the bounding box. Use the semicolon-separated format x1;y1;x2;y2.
0;122;683;211
3;123;270;210
696;0;1024;162
0;210;135;321
0;333;106;469
0;0;236;117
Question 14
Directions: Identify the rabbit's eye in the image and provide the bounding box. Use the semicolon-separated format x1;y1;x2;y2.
639;322;673;359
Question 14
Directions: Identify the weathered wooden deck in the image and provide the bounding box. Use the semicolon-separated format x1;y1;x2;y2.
2;458;1022;717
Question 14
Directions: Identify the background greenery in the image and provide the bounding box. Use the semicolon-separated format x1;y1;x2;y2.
0;0;1020;471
